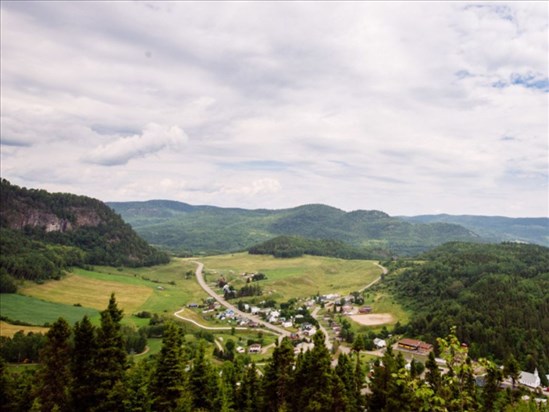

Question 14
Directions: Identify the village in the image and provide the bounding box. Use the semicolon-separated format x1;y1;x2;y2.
184;268;549;396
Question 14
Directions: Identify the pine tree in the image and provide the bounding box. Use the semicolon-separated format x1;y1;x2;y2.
261;338;295;412
238;363;261;412
189;342;218;411
292;331;334;411
71;315;99;411
150;322;188;411
35;318;73;412
93;294;127;412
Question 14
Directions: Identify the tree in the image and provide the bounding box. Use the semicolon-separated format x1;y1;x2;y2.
150;322;189;411
71;315;99;411
503;354;520;390
94;294;128;412
189;342;218;411
262;338;295;412
35;318;73;412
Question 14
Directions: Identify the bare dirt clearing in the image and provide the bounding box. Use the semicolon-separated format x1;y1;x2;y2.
350;313;394;326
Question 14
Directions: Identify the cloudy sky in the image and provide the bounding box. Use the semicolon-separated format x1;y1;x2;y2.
1;2;547;217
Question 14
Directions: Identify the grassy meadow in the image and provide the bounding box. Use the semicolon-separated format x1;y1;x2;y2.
0;294;99;326
198;252;382;300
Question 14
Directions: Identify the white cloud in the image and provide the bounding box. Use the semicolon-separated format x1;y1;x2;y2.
0;1;547;216
221;178;281;196
84;123;188;166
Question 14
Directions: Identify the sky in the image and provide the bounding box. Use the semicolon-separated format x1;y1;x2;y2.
1;1;548;217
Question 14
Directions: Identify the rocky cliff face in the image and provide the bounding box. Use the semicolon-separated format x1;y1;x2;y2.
4;204;104;232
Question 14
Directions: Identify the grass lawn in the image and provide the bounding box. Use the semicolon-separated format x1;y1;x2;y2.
0;321;49;337
198;253;382;300
20;271;153;314
0;294;99;326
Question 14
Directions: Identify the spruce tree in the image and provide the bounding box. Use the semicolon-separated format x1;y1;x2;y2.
35;317;73;412
189;342;218;411
94;294;127;412
71;315;99;411
150;322;188;411
261;338;295;412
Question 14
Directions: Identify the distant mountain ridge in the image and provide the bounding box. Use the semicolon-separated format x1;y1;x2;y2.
401;214;549;247
108;200;486;256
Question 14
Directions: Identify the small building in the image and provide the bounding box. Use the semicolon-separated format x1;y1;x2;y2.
398;338;433;353
519;369;541;389
359;306;373;314
249;344;262;353
373;338;386;348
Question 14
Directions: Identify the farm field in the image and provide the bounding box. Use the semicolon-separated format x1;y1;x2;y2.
0;321;50;337
197;253;382;300
0;294;99;326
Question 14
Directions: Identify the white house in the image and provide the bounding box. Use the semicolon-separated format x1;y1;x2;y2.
519;369;541;388
373;338;387;349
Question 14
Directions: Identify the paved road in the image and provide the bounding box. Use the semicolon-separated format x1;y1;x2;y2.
192;261;291;339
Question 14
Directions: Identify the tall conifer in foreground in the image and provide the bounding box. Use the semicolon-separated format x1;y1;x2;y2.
71;315;99;411
94;293;127;412
35;317;73;412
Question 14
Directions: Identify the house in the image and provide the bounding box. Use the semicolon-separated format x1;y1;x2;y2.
373;338;386;348
249;344;262;353
398;338;433;353
519;369;541;388
250;306;261;314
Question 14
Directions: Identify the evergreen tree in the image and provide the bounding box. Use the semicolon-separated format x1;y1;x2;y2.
262;338;295;412
35;318;73;412
292;331;334;411
94;294;127;412
150;322;188;411
238;363;261;412
71;315;99;411
503;354;520;389
189;342;218;411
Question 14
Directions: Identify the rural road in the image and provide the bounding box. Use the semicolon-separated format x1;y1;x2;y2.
192;261;291;339
312;261;389;354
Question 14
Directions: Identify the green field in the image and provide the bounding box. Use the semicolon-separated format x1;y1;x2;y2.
198;253;382;300
0;294;99;326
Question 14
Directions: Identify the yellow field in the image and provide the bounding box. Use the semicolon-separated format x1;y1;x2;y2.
197;253;382;300
0;321;49;337
20;273;153;314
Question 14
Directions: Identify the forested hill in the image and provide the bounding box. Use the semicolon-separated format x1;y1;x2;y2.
401;214;549;247
0;180;169;289
108;200;479;256
385;242;549;372
248;235;388;259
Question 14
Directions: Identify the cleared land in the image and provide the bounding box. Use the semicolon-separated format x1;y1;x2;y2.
350;313;394;326
0;321;49;337
20;272;153;314
197;253;382;300
0;294;99;326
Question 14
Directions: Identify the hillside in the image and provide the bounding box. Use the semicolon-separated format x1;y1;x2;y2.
383;242;549;371
401;214;549;247
0;180;169;289
108;200;480;256
248;235;386;259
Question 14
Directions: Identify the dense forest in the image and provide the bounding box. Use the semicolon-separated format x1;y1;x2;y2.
2;295;546;412
248;235;386;259
108;200;482;256
0;180;169;291
383;242;549;374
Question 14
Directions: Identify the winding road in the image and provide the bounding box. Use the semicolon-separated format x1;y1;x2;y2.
192;261;291;339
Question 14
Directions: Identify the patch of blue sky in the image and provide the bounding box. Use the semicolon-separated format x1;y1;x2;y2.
455;70;473;80
219;160;289;171
492;73;548;92
510;73;549;92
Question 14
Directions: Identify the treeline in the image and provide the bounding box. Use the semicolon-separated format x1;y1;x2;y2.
385;242;549;373
0;180;169;291
249;235;384;259
2;313;546;411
